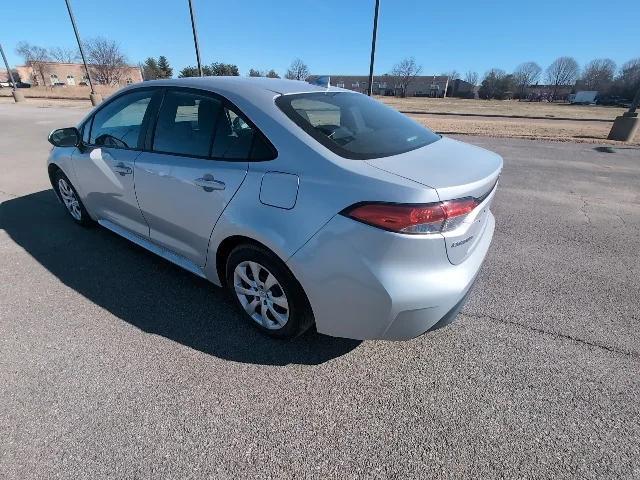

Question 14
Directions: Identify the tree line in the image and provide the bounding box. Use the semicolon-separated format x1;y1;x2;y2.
386;55;640;101
13;41;638;103
13;39;312;86
176;58;310;80
473;56;640;101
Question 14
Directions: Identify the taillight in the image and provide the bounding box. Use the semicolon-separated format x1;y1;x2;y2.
342;197;479;234
441;198;478;231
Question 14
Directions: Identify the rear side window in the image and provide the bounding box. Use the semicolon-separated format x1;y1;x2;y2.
90;90;153;149
152;89;276;161
153;90;222;157
211;108;254;159
276;92;440;160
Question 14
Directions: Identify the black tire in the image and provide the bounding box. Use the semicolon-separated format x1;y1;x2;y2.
52;170;94;227
225;243;314;338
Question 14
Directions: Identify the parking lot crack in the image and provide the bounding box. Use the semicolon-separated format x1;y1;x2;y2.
461;312;638;359
578;196;592;225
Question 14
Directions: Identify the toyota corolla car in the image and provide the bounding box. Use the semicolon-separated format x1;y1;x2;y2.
47;77;502;340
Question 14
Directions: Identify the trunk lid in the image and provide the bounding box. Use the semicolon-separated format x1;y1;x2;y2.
366;137;503;265
365;137;502;201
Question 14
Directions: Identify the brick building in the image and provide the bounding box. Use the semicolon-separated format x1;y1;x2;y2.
308;75;475;98
2;62;142;87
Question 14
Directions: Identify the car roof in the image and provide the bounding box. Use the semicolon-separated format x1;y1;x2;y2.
129;76;346;96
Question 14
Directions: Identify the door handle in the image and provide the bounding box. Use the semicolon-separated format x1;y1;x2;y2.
193;174;226;192
113;162;133;176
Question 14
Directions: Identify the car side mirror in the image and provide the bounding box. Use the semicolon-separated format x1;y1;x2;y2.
48;127;81;147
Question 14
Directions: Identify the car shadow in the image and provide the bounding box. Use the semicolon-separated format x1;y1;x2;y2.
593;146;616;153
0;189;361;366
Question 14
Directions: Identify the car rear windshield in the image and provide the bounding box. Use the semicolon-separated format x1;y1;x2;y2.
275;91;440;160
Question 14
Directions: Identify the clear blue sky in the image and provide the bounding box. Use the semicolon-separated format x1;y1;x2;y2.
2;0;638;77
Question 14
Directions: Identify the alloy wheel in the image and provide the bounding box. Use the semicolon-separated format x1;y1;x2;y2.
233;260;289;329
58;178;82;221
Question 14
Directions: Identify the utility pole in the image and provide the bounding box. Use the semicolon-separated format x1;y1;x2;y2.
0;42;24;102
64;0;101;105
367;0;380;96
188;0;203;77
608;85;640;141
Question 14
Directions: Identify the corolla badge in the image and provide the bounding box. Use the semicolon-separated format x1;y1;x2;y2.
451;236;474;248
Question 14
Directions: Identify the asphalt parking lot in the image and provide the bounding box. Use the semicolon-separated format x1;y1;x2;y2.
1;102;639;479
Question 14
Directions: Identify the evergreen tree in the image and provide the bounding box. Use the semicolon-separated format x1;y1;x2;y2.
157;56;173;78
178;65;214;77
210;62;239;76
142;57;160;80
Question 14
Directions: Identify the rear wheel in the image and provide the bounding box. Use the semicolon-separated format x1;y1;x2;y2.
226;243;313;338
53;170;93;227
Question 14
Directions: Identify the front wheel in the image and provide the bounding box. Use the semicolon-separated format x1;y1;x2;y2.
52;170;94;227
226;244;314;338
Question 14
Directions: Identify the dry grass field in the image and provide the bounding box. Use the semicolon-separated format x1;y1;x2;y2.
378;96;636;144
1;88;636;144
379;96;627;120
411;115;618;144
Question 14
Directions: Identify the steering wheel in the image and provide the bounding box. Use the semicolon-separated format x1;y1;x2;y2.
316;124;342;139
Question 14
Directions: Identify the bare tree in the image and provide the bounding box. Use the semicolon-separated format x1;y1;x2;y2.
618;58;640;84
613;58;640;98
441;71;459;97
284;59;310;81
581;58;616;91
441;70;460;80
84;37;127;85
513;61;542;98
464;71;479;86
390;57;422;97
15;41;50;85
546;56;579;100
49;47;79;63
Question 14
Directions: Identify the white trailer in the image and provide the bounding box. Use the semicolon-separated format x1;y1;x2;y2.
571;91;598;104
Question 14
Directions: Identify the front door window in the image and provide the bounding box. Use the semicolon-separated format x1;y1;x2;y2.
89;90;154;149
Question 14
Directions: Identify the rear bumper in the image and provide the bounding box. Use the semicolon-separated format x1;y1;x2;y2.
287;210;495;340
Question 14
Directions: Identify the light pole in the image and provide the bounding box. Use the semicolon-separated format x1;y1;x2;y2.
64;0;101;105
367;0;380;96
0;42;24;102
608;84;640;142
188;0;203;77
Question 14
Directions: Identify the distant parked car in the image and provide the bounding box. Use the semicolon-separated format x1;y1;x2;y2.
0;81;30;89
46;77;502;340
596;95;631;107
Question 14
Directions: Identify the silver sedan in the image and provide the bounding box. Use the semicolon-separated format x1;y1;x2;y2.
47;77;502;340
